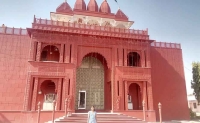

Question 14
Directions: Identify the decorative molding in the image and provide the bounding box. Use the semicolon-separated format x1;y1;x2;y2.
36;42;42;61
31;77;39;111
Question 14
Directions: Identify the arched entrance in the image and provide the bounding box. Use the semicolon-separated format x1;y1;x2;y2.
76;53;108;110
128;83;142;110
37;80;56;110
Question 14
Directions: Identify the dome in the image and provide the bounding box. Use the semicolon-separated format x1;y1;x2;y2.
99;0;111;13
56;2;72;13
115;9;128;20
74;0;86;11
87;0;98;12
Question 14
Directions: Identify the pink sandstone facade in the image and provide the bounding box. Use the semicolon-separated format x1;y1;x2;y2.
0;0;189;122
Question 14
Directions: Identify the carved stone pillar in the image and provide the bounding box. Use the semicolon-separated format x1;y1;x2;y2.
56;78;62;110
146;47;151;67
138;87;142;109
119;78;123;110
36;42;42;61
62;77;69;110
147;81;154;110
23;74;32;111
116;96;120;110
124;49;128;66
141;50;145;67
71;43;77;65
29;41;36;61
143;81;147;110
64;43;70;63
59;44;64;63
125;81;128;110
118;48;123;66
31;77;39;111
113;47;118;66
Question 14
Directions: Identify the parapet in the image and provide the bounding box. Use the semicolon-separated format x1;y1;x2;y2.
151;41;181;49
0;27;27;35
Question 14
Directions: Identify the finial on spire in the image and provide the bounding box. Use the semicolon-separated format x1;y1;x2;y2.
114;0;120;10
65;0;67;2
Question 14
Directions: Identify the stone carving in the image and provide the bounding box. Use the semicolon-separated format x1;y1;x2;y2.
116;96;120;110
67;95;72;111
24;74;32;111
45;94;56;103
36;42;42;61
31;78;39;111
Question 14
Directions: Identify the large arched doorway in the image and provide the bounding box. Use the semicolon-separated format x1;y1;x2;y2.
128;83;142;110
76;53;108;111
37;80;56;110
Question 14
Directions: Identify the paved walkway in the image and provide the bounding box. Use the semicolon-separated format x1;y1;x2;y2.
149;120;200;123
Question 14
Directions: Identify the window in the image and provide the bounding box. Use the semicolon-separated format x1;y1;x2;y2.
127;52;141;67
40;45;60;62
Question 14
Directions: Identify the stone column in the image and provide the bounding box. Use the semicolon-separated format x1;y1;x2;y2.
31;77;39;111
111;47;117;111
119;78;123;110
118;48;123;66
29;40;36;61
141;50;145;67
62;77;69;110
147;81;154;110
124;49;128;66
36;42;42;61
23;74;32;111
64;43;70;63
143;81;147;110
125;81;128;110
146;47;151;67
71;43;77;65
56;78;62;110
59;44;64;63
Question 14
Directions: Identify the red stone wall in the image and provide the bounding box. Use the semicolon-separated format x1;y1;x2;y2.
0;34;30;110
151;47;189;121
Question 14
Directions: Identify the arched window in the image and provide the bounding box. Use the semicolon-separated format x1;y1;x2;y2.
127;52;140;67
40;45;60;62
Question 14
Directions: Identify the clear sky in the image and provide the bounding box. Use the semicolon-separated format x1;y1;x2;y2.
0;0;200;94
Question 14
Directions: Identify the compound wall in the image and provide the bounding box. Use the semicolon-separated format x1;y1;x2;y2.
151;47;189;121
0;34;30;110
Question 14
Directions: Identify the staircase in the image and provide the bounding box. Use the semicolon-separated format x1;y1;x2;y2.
46;113;146;123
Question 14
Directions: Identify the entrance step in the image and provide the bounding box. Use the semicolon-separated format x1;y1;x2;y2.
46;113;146;123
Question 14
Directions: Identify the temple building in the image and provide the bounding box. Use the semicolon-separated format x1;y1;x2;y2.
0;0;189;122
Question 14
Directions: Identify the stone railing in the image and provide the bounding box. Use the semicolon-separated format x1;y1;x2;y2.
151;42;181;49
34;18;149;36
0;27;27;35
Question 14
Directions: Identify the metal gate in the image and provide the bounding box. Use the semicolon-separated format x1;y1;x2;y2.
76;56;104;110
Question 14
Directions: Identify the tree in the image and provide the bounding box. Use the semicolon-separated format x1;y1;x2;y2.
191;62;200;105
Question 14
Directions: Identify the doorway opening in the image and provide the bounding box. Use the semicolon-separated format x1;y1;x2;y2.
76;52;109;111
128;83;142;110
78;91;86;109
